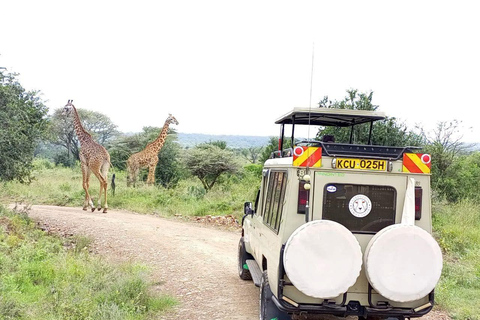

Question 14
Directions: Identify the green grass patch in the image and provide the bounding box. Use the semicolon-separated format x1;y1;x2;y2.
1;159;261;221
433;200;480;319
0;205;177;320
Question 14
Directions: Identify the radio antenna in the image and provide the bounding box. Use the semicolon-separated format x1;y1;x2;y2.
308;42;315;141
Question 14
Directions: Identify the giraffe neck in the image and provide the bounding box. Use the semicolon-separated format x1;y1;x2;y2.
148;119;171;152
71;106;92;145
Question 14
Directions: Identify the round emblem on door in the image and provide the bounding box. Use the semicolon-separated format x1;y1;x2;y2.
348;194;372;218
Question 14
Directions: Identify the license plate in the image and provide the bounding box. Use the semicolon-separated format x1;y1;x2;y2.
336;158;387;171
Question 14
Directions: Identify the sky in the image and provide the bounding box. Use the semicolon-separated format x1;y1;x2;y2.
1;0;479;142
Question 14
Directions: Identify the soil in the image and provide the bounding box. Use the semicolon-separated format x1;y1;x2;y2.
16;205;450;320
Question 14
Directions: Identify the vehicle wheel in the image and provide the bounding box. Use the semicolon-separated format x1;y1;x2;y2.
260;271;291;320
238;237;253;280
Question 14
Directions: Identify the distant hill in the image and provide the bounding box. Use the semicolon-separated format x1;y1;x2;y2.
176;133;271;149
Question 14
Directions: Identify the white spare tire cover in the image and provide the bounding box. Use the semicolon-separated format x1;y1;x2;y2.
364;224;443;303
283;220;363;299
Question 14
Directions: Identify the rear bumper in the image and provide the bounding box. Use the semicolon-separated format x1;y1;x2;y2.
273;292;434;319
276;245;435;319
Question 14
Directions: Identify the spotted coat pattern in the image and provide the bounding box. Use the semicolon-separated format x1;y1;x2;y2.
127;114;179;186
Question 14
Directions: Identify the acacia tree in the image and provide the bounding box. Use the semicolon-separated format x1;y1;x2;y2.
317;89;424;147
184;143;240;191
49;108;118;161
0;69;49;182
241;146;264;164
422;120;470;200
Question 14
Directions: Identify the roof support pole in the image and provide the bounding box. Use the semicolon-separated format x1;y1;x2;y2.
279;124;285;155
368;121;374;145
291;115;296;149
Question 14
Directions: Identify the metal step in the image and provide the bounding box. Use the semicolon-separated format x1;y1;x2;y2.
246;259;262;287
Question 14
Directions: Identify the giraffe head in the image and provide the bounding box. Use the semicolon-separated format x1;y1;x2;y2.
63;99;75;116
167;114;179;125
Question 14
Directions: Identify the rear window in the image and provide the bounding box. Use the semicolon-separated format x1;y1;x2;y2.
322;184;396;233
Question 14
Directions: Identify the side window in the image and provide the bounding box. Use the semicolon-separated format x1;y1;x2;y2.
263;171;287;233
258;169;270;216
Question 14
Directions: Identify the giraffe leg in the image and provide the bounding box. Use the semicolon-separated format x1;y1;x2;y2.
92;169;108;213
100;162;110;213
126;163;133;187
131;167;139;187
81;163;94;211
126;159;137;188
146;158;158;185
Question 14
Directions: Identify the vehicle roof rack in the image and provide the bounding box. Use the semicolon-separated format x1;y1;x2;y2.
275;108;386;127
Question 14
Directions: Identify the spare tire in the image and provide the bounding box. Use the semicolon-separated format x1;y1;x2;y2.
364;224;443;302
283;220;363;299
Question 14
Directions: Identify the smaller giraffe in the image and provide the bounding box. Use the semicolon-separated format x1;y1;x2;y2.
127;114;179;187
63;100;112;213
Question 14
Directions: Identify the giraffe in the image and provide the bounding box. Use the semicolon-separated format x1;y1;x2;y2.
63;100;111;213
127;114;179;187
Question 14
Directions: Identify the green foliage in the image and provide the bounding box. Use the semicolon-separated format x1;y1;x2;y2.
0;206;176;319
107;133;144;171
0;70;49;183
423;120;471;202
204;140;227;149
259;137;293;163
244;163;263;178
154;134;185;188
240;146;264;164
433;152;480;202
316;89;424;146
433;200;480;319
184;144;240;191
53;151;76;168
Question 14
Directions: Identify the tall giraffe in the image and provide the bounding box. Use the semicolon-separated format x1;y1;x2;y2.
63;100;111;213
127;114;179;187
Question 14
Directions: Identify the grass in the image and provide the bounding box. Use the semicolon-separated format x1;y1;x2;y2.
0;205;177;320
433;200;480;319
0;159;260;221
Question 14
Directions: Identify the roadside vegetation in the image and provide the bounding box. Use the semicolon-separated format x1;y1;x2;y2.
1;66;479;319
0;205;177;320
433;201;480;319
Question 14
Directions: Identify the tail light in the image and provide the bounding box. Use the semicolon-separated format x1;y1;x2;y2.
415;187;422;220
298;181;309;214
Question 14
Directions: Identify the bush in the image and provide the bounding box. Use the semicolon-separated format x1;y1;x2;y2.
54;152;76;168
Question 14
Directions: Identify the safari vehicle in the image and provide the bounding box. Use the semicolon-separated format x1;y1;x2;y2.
238;108;443;320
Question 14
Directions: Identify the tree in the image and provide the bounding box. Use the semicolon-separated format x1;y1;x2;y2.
49;108;118;161
241;146;264;164
0;69;49;182
422;120;470;200
184;143;240;191
259;137;293;164
317;89;424;147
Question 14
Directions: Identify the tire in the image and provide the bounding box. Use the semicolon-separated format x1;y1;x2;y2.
260;271;291;320
238;237;253;280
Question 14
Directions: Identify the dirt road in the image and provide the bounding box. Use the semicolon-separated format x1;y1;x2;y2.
21;205;449;320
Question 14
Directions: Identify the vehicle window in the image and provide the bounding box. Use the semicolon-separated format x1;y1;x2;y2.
263;171;287;233
322;184;396;233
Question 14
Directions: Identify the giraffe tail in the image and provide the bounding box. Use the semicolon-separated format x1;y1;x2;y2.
111;173;116;196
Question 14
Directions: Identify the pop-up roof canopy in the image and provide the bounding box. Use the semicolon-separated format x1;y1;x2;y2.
275;108;386;127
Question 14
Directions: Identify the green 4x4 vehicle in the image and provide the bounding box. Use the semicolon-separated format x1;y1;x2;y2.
238;108;443;320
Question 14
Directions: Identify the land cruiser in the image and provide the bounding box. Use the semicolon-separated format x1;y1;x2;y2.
238;108;443;320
